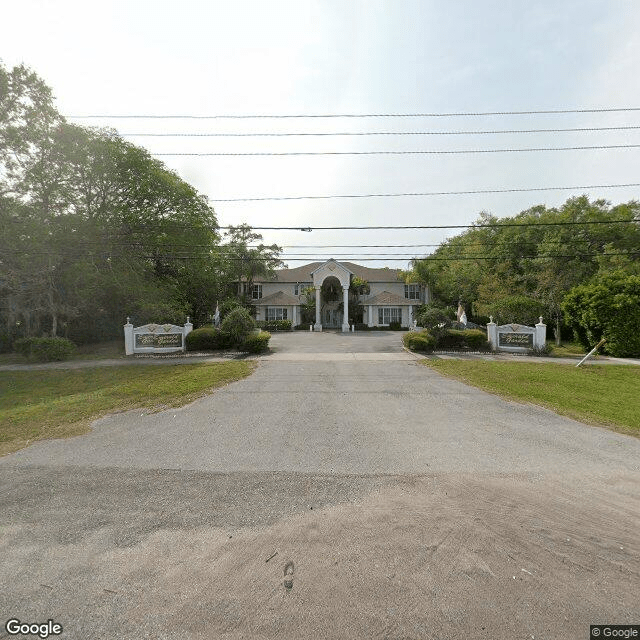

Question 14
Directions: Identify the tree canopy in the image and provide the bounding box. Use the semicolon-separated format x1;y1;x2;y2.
0;62;279;346
407;196;640;345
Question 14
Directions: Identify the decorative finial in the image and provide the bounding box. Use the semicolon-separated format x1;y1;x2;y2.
489;315;493;323
126;316;130;324
539;316;543;324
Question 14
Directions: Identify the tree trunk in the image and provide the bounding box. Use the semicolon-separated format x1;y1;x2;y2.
52;312;58;338
555;316;561;346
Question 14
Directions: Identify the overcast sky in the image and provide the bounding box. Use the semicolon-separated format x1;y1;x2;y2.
3;0;640;268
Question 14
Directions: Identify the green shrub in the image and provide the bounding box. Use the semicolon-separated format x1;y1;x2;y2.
0;331;14;353
355;323;369;331
185;327;232;351
462;329;490;350
414;305;451;329
562;272;640;357
294;324;313;330
221;307;256;347
388;321;402;331
242;331;271;353
256;319;292;331
436;329;466;350
218;298;244;320
14;337;77;362
529;344;552;356
403;330;436;353
435;329;490;351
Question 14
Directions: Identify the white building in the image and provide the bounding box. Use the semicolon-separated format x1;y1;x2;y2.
250;259;429;331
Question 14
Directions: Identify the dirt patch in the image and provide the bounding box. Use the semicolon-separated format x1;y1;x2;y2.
2;472;637;639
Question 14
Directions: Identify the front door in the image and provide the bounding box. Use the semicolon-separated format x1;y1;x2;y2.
324;309;342;328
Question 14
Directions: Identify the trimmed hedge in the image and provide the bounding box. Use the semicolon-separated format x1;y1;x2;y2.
14;337;77;362
256;319;292;331
242;331;271;353
185;327;232;351
435;329;490;351
403;330;436;353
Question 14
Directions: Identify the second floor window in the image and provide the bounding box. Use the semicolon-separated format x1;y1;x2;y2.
404;284;421;300
244;284;262;299
294;283;312;296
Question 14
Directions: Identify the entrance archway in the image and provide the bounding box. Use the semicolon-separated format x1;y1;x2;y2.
311;260;353;332
321;276;342;328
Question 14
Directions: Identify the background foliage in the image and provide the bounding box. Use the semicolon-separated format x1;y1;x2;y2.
404;198;640;348
0;62;281;348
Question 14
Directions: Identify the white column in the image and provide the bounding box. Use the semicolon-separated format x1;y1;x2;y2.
292;305;297;327
183;316;193;352
368;305;373;327
487;316;498;351
408;305;413;327
314;286;322;331
341;286;350;332
124;317;134;355
535;316;546;349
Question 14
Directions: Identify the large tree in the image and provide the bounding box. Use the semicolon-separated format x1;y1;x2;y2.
408;197;640;339
0;61;224;344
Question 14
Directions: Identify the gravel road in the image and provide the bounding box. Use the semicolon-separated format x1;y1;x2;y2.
1;332;638;639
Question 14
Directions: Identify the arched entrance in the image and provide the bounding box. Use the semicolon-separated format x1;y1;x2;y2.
321;276;343;328
311;259;353;332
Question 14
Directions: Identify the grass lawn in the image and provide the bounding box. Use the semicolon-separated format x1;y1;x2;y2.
421;360;639;437
0;361;255;456
548;341;589;358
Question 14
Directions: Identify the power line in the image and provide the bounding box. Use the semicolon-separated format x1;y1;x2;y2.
150;144;640;156
215;220;637;230
209;182;640;202
7;251;637;262
7;218;637;231
64;107;640;119
119;125;640;137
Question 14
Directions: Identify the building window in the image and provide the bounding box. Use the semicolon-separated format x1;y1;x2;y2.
242;283;262;299
378;307;402;325
294;282;312;296
266;307;288;321
404;284;421;300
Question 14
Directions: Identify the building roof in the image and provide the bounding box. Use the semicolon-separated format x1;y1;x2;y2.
269;261;403;283
363;291;416;306
250;290;300;306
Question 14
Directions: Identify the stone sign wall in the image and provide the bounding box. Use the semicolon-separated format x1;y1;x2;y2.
124;318;193;355
487;317;546;352
498;331;534;349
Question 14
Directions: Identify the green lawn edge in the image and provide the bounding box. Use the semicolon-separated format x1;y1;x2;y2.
0;361;256;456
420;359;639;438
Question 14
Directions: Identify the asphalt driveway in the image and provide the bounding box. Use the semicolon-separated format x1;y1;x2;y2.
1;331;638;639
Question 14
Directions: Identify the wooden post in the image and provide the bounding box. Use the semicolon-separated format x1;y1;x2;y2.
576;338;606;367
